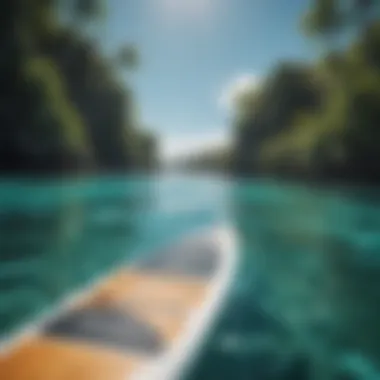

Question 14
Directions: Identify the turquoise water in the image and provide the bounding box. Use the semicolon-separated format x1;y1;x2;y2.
1;174;380;379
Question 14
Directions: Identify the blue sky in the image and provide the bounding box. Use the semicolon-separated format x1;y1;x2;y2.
100;0;317;159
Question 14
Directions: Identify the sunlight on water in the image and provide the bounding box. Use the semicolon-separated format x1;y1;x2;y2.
1;175;380;379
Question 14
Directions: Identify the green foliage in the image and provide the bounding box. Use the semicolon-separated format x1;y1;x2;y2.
176;148;231;172
23;56;90;154
302;0;342;37
232;62;321;175
231;1;380;183
117;45;140;71
71;0;105;20
303;0;378;38
0;0;156;174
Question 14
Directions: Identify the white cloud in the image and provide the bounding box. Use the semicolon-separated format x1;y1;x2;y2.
218;73;261;113
160;129;229;161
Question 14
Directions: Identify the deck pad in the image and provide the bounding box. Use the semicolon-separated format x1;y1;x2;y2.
44;306;165;354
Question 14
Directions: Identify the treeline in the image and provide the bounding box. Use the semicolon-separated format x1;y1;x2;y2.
232;0;380;183
0;1;157;175
174;148;231;173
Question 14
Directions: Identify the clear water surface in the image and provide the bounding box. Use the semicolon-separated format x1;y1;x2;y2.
1;174;380;379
